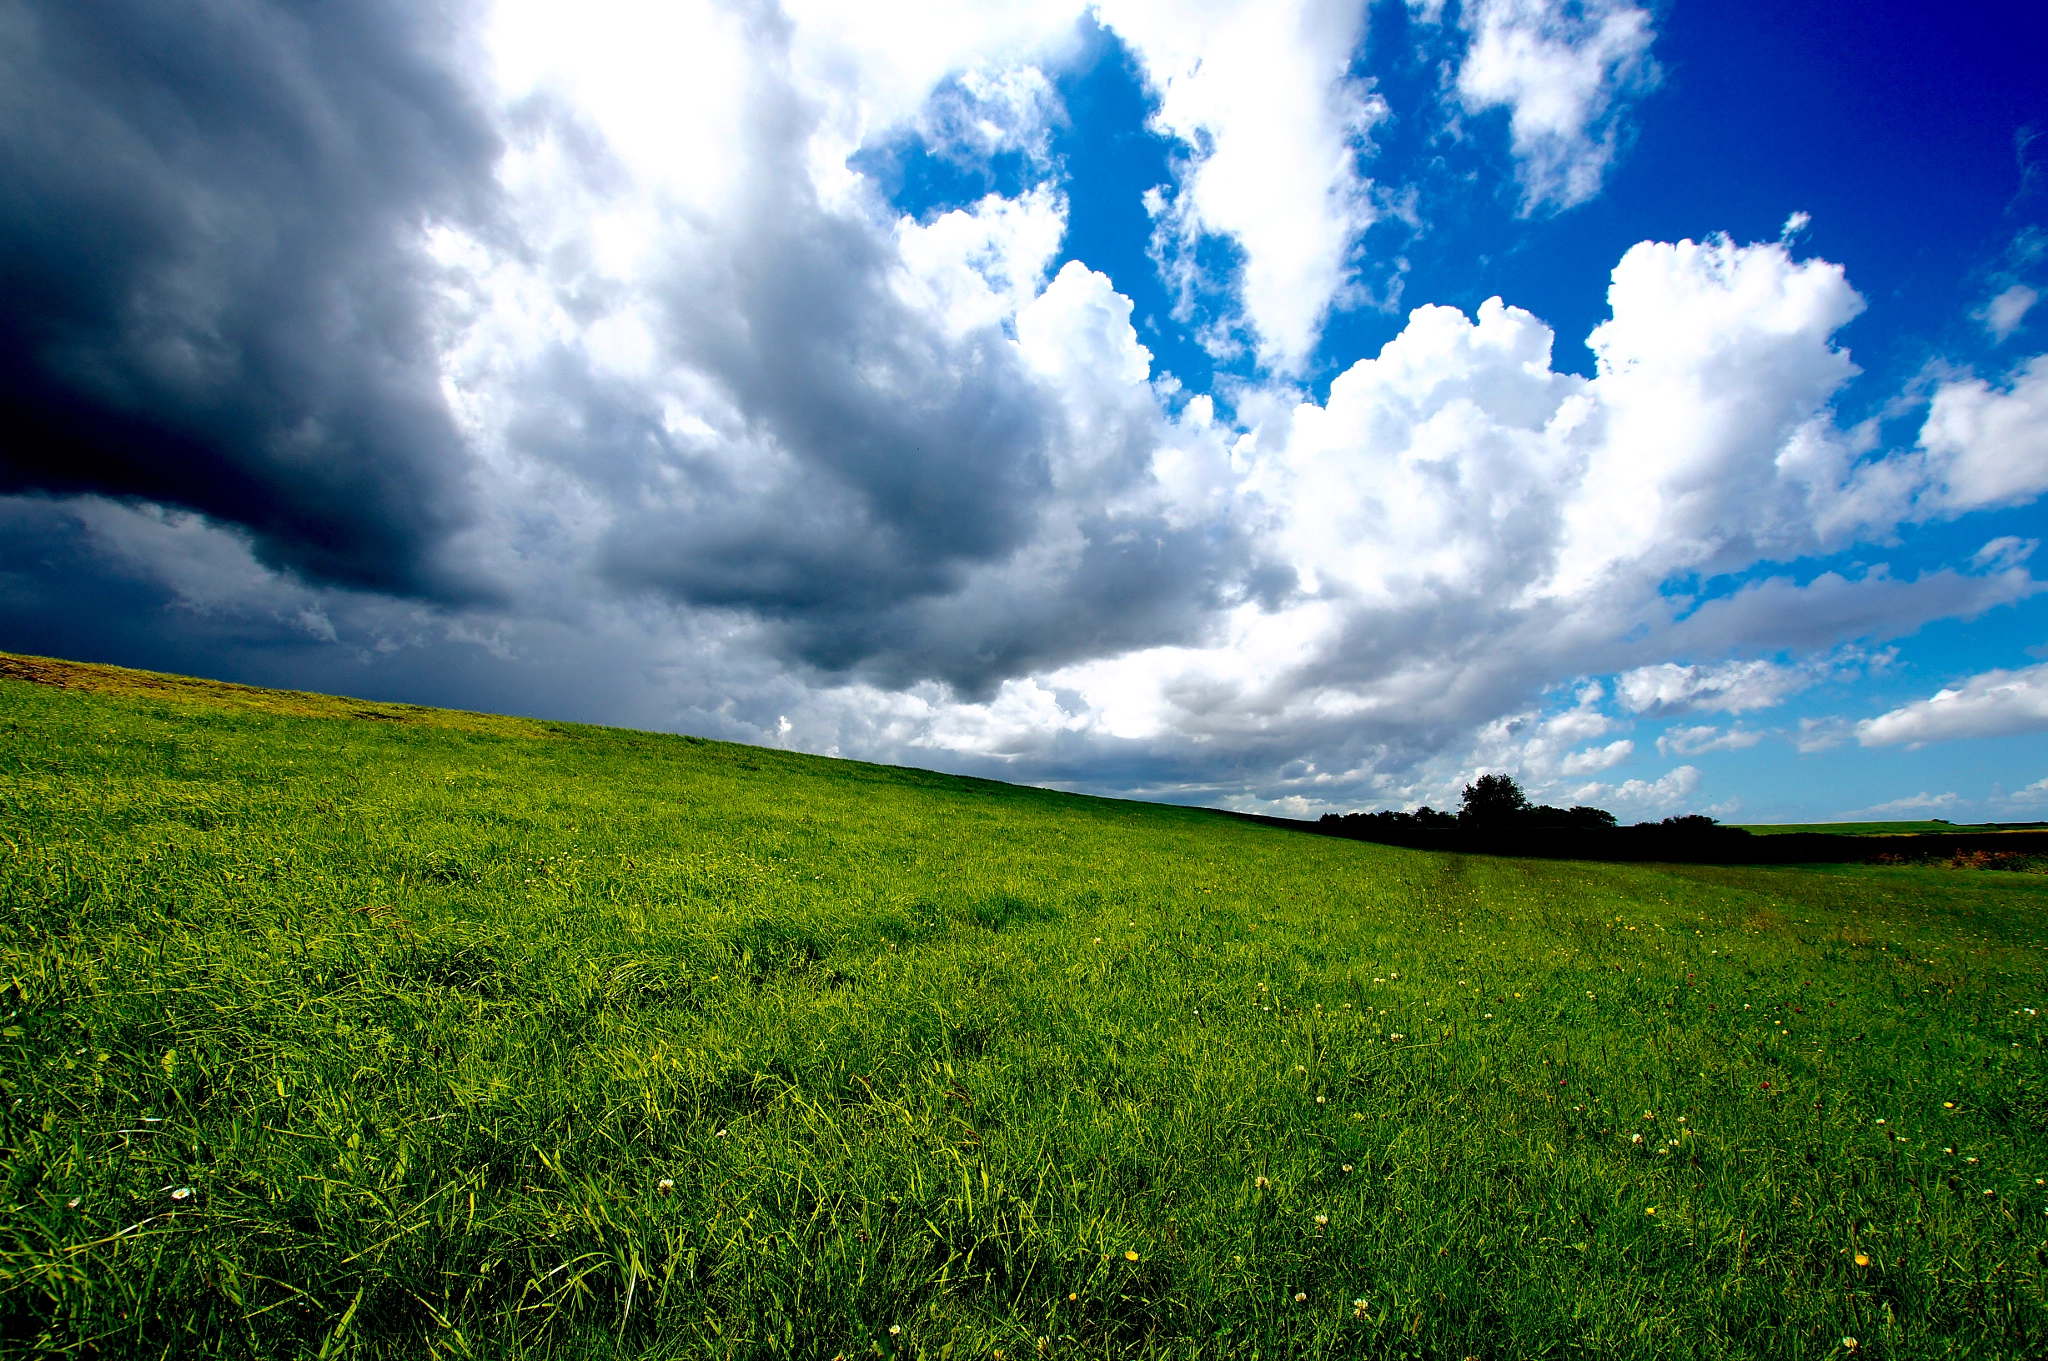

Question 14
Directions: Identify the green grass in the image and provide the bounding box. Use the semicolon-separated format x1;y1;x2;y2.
3;656;2047;1359
1737;822;2048;837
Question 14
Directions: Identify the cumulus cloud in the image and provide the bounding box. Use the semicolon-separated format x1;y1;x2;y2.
1617;660;1812;716
1996;777;2048;809
1572;763;1700;816
449;0;1263;696
1804;356;2048;534
1467;684;1629;782
1655;724;1763;757
1847;791;1961;818
1900;355;2048;516
1560;739;1634;774
1434;0;1659;212
1112;0;1383;367
1980;283;2038;342
1858;662;2048;748
1614;647;1899;720
1556;235;1867;588
3;0;2048;821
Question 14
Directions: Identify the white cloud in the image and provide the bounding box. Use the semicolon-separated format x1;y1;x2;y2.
1974;536;2038;571
432;172;2044;809
1847;791;1961;818
1560;738;1634;774
1107;0;1382;368
1258;294;1585;602
492;0;1392;374
1902;355;2048;515
1858;661;2048;747
1996;778;2048;808
895;187;1068;335
1557;235;1866;589
912;64;1066;166
777;0;1086;179
1656;724;1763;757
1792;716;1851;754
1573;764;1700;815
1617;660;1811;715
1812;357;2048;533
932;230;2048;809
1446;0;1659;212
1466;683;1630;782
1018;260;1154;388
1980;283;2038;342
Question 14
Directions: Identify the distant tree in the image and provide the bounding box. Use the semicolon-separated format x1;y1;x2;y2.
1460;773;1530;825
1630;813;1731;835
1518;802;1619;830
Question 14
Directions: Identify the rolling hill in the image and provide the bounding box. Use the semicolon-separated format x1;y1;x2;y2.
3;653;2044;1358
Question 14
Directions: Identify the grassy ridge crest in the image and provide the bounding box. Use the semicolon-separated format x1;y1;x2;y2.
0;652;553;736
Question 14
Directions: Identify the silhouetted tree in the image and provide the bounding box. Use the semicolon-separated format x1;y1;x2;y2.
1460;773;1530;825
1317;783;1747;859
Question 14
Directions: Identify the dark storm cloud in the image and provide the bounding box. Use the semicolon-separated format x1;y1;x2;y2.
488;23;1243;696
0;0;499;596
0;0;1244;699
590;250;1240;692
0;495;679;729
592;46;1055;617
771;510;1246;693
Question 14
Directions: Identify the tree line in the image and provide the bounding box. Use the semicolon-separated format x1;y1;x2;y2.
1315;773;1747;855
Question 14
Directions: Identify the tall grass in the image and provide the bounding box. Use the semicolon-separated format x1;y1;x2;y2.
2;661;2045;1357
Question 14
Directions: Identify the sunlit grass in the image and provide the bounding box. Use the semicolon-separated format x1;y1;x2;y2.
2;658;2046;1357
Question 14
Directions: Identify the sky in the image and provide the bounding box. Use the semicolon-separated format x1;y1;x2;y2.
1;0;2045;824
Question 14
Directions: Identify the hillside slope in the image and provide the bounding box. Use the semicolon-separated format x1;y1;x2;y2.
2;655;2045;1358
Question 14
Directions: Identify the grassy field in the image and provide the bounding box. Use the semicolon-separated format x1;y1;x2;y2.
1736;823;1963;838
1736;822;2048;838
3;656;2047;1359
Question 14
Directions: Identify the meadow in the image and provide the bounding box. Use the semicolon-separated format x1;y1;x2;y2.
2;655;2045;1359
1735;823;2048;838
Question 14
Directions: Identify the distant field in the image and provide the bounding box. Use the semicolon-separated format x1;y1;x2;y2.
3;654;2046;1358
1739;821;2048;837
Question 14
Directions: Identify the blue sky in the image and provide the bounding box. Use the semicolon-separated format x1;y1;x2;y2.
1;0;2045;822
